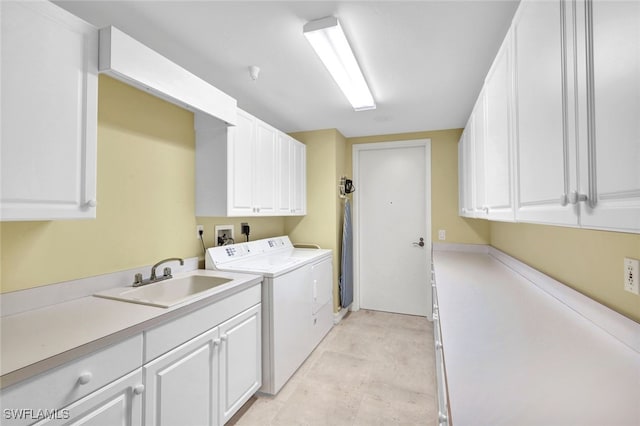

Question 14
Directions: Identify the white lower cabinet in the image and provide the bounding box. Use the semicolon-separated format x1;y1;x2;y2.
1;285;262;426
0;335;143;426
143;327;220;426
143;303;261;426
218;305;261;424
34;369;144;426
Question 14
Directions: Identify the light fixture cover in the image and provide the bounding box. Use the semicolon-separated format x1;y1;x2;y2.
304;16;375;111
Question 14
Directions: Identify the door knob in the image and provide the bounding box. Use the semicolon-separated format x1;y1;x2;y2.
413;237;425;247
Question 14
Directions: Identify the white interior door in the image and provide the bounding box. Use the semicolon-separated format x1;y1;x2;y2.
354;140;431;317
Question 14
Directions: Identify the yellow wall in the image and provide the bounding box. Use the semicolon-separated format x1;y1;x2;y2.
346;130;490;245
0;76;284;293
285;129;346;312
2;77;635;324
491;222;640;322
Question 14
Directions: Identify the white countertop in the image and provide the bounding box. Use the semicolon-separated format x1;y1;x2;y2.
433;250;640;426
0;270;261;389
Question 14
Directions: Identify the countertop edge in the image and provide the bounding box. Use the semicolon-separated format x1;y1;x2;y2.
0;272;262;389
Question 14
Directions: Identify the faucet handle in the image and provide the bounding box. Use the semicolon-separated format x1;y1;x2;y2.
163;267;172;278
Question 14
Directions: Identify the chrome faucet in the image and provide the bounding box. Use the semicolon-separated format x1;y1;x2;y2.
133;257;184;287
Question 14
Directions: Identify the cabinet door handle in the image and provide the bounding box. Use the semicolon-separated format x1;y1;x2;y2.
213;338;221;346
85;199;97;208
220;335;228;342
560;193;569;206
133;384;145;395
77;372;92;385
568;191;588;205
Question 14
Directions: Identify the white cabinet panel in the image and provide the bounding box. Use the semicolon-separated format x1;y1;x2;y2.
461;126;476;218
277;134;293;215
228;110;256;215
472;93;487;218
143;327;220;426
483;33;515;221
578;0;640;233
1;0;98;220
218;304;261;424
513;0;577;226
253;121;277;215
276;135;307;216
291;140;307;215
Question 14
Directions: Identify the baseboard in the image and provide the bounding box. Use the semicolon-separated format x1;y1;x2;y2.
333;306;350;324
432;242;490;253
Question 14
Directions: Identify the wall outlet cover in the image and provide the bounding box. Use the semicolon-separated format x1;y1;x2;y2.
196;225;204;239
438;230;446;241
623;257;640;295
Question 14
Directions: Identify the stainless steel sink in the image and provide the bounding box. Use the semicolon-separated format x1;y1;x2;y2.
94;274;233;308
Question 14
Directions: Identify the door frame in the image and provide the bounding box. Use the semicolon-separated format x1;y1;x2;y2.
352;139;432;317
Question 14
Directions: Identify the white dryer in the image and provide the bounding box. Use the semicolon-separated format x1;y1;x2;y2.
205;236;333;395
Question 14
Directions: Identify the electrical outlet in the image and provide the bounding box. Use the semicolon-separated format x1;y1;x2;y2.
196;225;204;239
624;257;640;295
438;230;446;241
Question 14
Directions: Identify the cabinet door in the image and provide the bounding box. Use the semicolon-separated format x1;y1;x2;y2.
513;0;577;226
277;134;293;215
143;327;220;426
458;129;473;217
253;121;277;215
33;370;143;426
472;93;487;218
462;118;477;218
228;110;255;216
291;139;307;215
484;33;515;221
218;304;261;424
578;0;640;233
0;0;98;220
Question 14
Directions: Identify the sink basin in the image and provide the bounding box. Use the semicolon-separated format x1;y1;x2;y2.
95;274;233;308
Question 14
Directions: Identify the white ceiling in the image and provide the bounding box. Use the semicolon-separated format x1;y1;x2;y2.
54;0;520;138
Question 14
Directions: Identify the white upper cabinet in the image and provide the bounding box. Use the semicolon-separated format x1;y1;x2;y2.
483;32;515;221
291;139;307;215
513;0;578;226
460;0;638;233
196;109;306;217
577;0;640;233
1;0;98;220
277;134;307;216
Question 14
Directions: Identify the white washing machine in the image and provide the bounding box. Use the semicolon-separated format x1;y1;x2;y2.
205;236;333;395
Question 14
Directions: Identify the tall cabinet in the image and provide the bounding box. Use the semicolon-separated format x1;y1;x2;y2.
1;0;98;220
513;0;576;226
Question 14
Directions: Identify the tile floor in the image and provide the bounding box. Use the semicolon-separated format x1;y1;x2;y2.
230;309;438;426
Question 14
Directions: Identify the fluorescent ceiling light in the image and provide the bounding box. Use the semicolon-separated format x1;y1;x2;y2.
304;16;376;111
